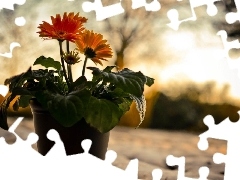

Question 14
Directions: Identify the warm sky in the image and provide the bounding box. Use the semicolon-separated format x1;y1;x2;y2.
160;30;240;100
1;0;240;102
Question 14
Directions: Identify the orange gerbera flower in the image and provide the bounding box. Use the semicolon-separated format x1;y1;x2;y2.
37;12;87;42
75;30;113;65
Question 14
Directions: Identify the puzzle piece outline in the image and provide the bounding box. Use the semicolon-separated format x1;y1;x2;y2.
0;0;26;11
166;155;210;180
225;0;240;24
198;113;240;180
1;0;240;179
82;0;125;21
0;117;144;179
167;0;221;30
0;1;26;59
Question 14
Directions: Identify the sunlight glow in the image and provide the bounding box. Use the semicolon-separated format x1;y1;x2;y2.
163;31;195;50
159;28;240;100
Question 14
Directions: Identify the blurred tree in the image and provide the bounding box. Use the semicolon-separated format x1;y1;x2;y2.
150;81;240;132
99;0;165;70
92;0;171;128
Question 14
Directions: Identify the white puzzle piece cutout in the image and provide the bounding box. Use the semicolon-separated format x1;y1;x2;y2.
0;42;21;58
198;113;240;180
0;117;142;180
131;0;161;11
166;155;209;180
0;0;26;11
225;0;240;24
82;0;124;21
167;0;220;30
0;0;26;58
1;0;240;179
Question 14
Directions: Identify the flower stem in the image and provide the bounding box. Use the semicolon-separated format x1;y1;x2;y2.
66;41;73;83
59;40;70;88
82;56;88;76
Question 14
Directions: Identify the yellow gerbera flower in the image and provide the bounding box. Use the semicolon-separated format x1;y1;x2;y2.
75;30;113;65
37;12;87;42
62;50;81;64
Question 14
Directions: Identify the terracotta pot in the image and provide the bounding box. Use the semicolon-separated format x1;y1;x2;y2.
29;99;110;160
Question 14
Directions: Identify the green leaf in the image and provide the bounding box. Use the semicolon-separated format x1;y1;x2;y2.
106;88;133;112
118;97;132;114
88;67;147;97
35;89;91;127
85;97;123;133
88;66;115;75
13;94;33;111
70;76;87;91
145;76;155;87
19;95;32;108
5;67;32;92
0;68;33;130
32;69;51;79
12;87;32;96
102;66;116;73
34;56;61;70
45;80;62;94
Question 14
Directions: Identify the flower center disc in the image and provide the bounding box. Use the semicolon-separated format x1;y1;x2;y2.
57;31;66;38
84;47;96;58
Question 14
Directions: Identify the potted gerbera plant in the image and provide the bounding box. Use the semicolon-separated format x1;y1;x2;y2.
0;12;154;159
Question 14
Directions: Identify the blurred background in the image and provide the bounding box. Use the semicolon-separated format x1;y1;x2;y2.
1;0;240;133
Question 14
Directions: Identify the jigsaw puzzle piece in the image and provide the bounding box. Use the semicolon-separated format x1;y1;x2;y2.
81;138;92;154
199;113;240;141
213;152;239;179
123;158;138;179
167;0;220;30
131;0;161;11
104;149;138;179
198;115;215;150
197;167;209;180
0;42;21;58
6;117;41;157
190;0;220;16
0;117;41;180
82;0;124;21
225;0;240;24
0;136;10;156
152;169;163;180
25;132;38;147
8;117;24;134
45;129;66;157
0;0;26;10
105;149;117;163
213;152;225;165
198;113;240;179
166;155;209;179
217;30;240;58
166;155;185;178
0;0;26;59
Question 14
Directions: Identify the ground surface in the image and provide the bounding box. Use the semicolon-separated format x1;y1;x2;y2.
0;117;225;180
